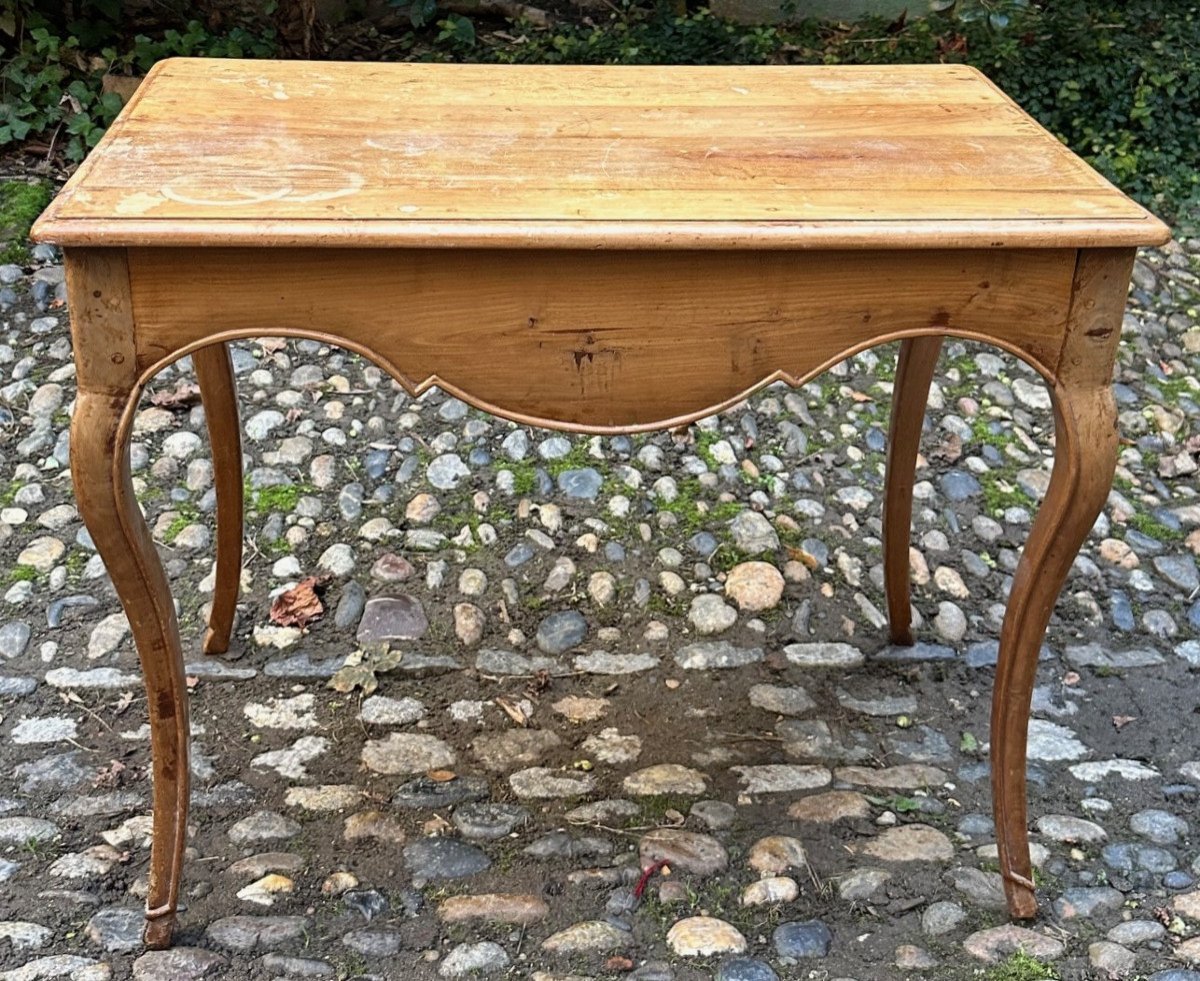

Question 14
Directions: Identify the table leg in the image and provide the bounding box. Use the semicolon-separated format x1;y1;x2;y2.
194;343;243;655
72;388;190;949
883;336;943;646
991;248;1131;918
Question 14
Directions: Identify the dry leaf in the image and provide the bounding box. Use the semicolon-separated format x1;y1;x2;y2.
269;575;331;629
328;664;378;695
257;337;287;355
1112;715;1137;730
494;695;528;727
149;381;201;410
423;815;452;835
113;691;133;714
427;769;458;783
94;760;127;788
787;545;819;570
848;390;874;403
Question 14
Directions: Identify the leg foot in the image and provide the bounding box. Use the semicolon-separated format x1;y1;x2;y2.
72;389;190;948
991;377;1118;919
883;335;942;646
194;343;243;656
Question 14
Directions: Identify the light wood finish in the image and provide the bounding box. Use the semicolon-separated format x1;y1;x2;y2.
990;248;1131;918
883;336;944;645
193;343;243;655
126;246;1074;432
39;61;1167;947
33;60;1169;251
66;250;189;950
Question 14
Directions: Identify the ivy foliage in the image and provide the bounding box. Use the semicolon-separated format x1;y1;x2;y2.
0;0;1196;230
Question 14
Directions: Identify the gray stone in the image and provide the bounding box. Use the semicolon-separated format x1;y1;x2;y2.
749;684;815;716
453;802;531;840
334;581;366;629
0;621;31;659
1131;808;1189;845
206;915;310;951
403;838;491;883
0;817;58;844
1052;887;1124;920
922;901;967;937
675;641;764;670
773;920;832;960
1065;643;1165;669
228;811;301;845
86;907;144;952
716;957;779;981
535;610;588;654
362;733;454;775
133;948;227;980
427;453;470;490
356;595;429;644
783;642;864;668
558;468;603;500
574;650;659;674
475;648;571;676
729;510;779;554
1154;554;1200;593
439;941;510;976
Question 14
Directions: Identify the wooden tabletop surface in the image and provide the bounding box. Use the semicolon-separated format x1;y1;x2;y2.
33;58;1170;250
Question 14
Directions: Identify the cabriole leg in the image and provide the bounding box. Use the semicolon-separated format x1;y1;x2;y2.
883;335;943;645
193;343;243;655
72;389;190;948
991;248;1132;918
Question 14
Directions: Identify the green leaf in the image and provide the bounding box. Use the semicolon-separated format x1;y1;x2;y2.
960;731;980;754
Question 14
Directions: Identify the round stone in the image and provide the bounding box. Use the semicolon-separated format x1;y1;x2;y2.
742;876;799;906
667;916;747;956
439;941;510;976
748;836;807;874
688;594;738;634
773;920;832;959
535;610;588;654
724;562;785;611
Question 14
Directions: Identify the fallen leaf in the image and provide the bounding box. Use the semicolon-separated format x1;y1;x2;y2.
495;695;528;727
848;390;874;403
269;575;331;629
604;957;634;972
257;337;287;355
1112;715;1137;730
149;381;201;410
423;815;452;835
787;545;819;570
93;760;126;788
427;770;457;783
328;664;378;695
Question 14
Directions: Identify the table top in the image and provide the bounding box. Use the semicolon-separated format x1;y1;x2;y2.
33;58;1169;250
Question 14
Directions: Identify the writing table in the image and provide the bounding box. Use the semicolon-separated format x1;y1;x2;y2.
32;58;1170;947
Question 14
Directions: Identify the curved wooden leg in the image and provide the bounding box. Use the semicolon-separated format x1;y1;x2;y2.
72;389;190;949
883;335;942;645
991;249;1131;919
193;343;243;656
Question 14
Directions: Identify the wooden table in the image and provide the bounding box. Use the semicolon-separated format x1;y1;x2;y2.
33;58;1169;949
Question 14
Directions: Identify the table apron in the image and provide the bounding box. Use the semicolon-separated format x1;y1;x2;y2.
112;245;1077;432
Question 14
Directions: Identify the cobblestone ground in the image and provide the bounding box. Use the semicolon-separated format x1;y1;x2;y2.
0;237;1198;981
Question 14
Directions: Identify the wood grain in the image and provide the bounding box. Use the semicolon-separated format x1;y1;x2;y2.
990;247;1133;919
193;343;243;656
883;336;943;646
126;246;1075;432
32;60;1170;250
